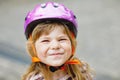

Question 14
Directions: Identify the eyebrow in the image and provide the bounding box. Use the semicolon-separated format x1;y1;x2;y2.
39;36;50;39
58;35;68;38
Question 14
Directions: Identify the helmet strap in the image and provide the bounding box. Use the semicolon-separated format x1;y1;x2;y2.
32;56;81;72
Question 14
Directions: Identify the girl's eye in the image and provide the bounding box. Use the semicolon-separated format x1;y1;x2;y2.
59;38;67;41
41;40;49;43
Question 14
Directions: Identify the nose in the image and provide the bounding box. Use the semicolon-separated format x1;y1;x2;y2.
50;40;60;50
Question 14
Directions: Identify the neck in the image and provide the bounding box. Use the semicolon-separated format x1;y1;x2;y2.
51;69;67;80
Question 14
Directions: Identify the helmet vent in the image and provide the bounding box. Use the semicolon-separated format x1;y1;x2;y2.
73;15;76;19
53;3;59;8
25;17;27;21
41;3;46;8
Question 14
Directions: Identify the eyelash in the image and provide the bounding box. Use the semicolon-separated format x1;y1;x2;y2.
59;38;67;41
41;40;49;42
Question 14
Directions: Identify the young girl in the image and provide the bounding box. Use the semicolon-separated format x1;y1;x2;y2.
23;2;93;80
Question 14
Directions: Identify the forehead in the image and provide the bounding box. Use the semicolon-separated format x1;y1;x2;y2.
40;23;66;35
40;26;67;37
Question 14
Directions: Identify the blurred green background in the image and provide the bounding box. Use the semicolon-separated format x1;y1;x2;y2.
0;0;120;80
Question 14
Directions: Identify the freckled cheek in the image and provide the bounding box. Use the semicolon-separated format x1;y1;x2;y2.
35;45;48;57
62;43;72;53
38;50;45;56
37;51;46;60
68;47;72;54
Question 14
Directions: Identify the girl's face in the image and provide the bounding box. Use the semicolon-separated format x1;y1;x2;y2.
35;26;72;66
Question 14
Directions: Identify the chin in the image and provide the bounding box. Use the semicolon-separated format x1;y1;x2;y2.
49;61;65;67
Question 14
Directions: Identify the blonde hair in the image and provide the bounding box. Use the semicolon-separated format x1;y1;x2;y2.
22;22;93;80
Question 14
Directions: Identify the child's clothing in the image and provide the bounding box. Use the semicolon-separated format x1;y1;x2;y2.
28;61;92;80
29;74;71;80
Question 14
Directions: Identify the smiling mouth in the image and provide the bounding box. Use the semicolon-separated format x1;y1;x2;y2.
49;53;64;56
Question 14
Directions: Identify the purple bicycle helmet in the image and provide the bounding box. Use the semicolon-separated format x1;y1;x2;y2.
24;2;78;39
